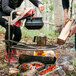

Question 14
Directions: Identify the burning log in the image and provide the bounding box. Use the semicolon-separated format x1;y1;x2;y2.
57;19;75;45
19;54;56;64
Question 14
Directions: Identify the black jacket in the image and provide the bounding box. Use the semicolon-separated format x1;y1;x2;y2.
62;0;69;9
2;0;41;14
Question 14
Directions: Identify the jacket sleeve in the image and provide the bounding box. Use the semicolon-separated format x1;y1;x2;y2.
62;0;69;9
29;0;42;7
2;0;14;14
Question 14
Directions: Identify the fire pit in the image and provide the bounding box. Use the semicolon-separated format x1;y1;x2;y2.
18;49;57;76
3;39;58;75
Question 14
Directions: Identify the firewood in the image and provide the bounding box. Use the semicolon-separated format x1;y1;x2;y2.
57;19;75;45
19;54;56;64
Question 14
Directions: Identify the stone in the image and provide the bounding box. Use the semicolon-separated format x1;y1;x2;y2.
68;65;74;71
9;68;19;75
20;69;39;76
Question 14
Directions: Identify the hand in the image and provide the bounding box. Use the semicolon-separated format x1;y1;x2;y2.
38;4;44;13
63;13;70;27
63;9;70;27
17;11;24;16
69;25;76;37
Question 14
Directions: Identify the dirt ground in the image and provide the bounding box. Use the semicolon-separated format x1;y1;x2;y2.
0;33;76;76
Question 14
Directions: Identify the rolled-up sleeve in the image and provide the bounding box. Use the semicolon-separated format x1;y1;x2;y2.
2;0;14;14
62;0;69;9
29;0;42;7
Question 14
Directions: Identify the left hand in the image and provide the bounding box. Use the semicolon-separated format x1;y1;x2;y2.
38;4;44;13
69;25;76;37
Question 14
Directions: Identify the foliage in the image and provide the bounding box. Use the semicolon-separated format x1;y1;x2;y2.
42;0;54;22
21;26;56;40
74;4;76;8
73;58;76;67
70;72;76;76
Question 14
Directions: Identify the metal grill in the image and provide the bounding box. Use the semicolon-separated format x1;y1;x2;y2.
4;40;58;51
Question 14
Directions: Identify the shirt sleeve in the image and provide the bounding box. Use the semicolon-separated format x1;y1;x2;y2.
2;0;14;14
62;0;69;9
29;0;42;7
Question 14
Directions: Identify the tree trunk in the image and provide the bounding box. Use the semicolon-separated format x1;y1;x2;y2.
53;0;64;33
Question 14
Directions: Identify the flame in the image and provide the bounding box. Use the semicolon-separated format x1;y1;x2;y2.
35;51;57;58
35;51;44;56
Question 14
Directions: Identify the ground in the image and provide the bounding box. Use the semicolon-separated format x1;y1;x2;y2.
0;32;76;76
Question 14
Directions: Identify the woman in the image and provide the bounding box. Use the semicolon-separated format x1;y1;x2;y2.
0;0;44;63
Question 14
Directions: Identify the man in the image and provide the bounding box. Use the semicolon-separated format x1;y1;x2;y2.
0;0;44;63
62;0;76;37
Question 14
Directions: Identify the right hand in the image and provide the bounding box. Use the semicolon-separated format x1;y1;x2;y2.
38;4;44;13
17;11;24;16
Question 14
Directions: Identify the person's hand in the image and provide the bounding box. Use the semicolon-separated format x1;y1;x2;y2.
63;13;70;27
69;25;76;37
17;11;24;16
38;4;44;13
63;9;70;27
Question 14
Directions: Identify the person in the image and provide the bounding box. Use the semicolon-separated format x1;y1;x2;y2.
62;0;76;37
0;0;44;63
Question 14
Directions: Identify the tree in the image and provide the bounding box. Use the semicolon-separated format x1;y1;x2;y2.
53;0;64;33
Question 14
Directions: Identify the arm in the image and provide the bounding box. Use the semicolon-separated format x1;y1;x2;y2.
2;0;20;18
29;0;41;7
2;0;14;14
62;0;69;16
62;0;70;26
62;0;69;9
29;0;44;13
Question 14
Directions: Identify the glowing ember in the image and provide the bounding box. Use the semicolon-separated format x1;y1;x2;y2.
20;63;44;71
40;63;56;75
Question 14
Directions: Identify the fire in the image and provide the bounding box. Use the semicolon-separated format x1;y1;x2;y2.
34;50;57;75
19;50;57;75
34;50;57;58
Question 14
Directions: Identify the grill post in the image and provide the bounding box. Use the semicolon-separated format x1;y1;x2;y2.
75;19;76;50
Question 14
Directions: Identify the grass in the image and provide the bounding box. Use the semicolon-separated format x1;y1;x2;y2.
0;25;75;42
21;26;58;40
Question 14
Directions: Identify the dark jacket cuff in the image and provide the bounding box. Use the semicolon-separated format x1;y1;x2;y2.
29;0;42;7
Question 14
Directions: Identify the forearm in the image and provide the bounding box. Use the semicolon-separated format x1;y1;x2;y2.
62;0;69;9
64;9;68;16
29;0;42;7
2;0;14;14
62;0;69;18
